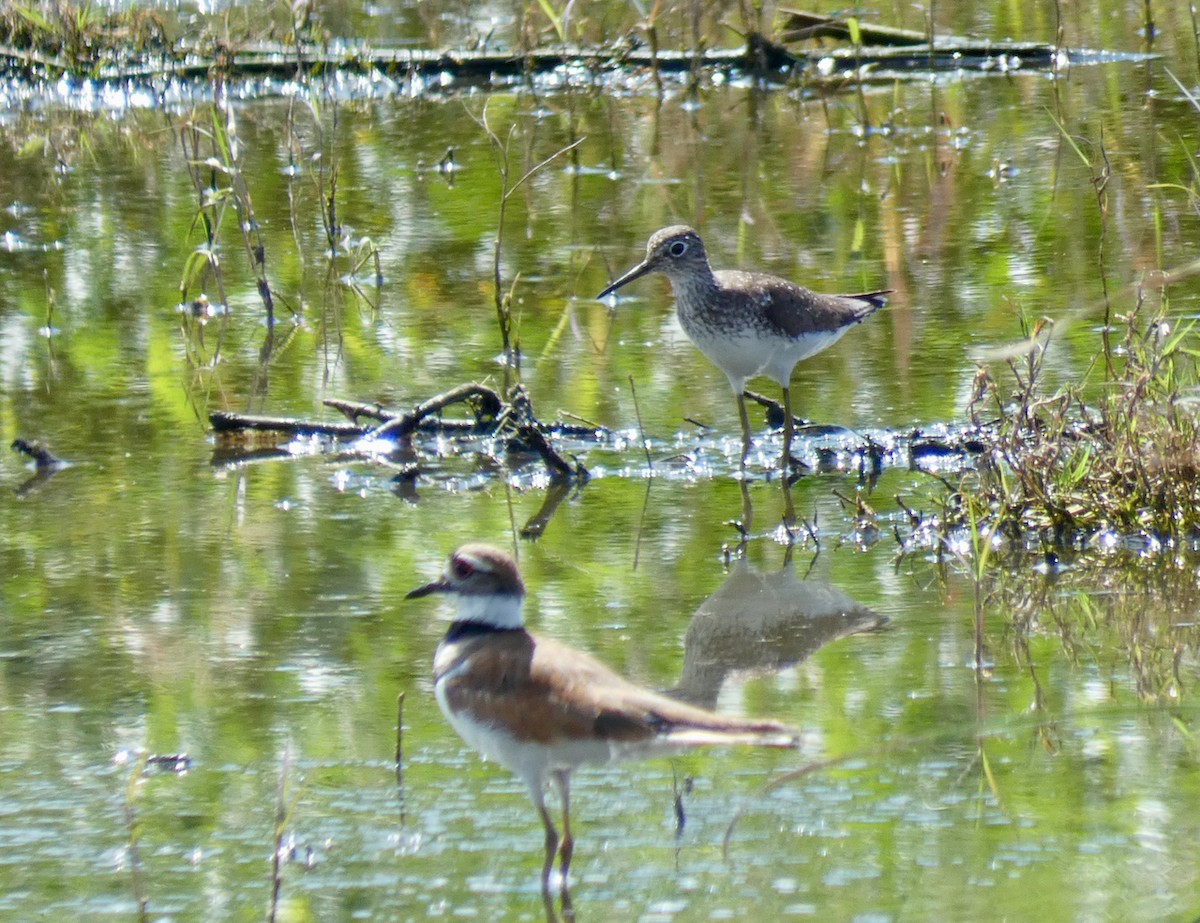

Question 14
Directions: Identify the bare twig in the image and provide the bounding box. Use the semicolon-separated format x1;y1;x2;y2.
628;376;653;471
478;101;585;360
395;692;405;788
122;752;151;923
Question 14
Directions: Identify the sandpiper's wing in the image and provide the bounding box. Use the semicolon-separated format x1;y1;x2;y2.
722;270;889;340
766;289;891;339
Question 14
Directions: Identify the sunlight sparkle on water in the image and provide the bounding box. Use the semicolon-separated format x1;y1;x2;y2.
2;9;1198;923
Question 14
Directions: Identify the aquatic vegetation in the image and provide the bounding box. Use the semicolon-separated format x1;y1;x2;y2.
0;0;1100;97
0;2;174;75
964;299;1200;547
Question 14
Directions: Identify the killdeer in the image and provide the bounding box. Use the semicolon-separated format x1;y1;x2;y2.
598;225;890;465
406;543;799;890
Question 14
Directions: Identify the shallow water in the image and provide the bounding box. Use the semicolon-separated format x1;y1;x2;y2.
2;1;1200;920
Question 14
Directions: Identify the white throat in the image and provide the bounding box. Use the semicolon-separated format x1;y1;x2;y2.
453;592;524;630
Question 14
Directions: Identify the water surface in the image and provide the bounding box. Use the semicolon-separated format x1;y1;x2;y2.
2;2;1199;920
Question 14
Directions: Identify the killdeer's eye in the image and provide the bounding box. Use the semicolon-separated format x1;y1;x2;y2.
668;240;688;257
450;556;475;579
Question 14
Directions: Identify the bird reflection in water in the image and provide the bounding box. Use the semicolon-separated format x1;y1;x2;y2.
668;547;888;712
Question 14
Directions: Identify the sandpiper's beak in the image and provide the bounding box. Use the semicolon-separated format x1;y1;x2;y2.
597;259;655;300
406;576;451;599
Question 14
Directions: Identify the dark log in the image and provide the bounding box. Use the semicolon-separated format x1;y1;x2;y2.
0;33;1087;88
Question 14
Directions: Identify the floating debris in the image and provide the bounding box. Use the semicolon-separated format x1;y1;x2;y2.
11;438;64;470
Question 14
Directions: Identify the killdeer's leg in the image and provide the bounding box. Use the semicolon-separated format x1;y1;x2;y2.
535;790;560;891
554;770;575;883
542;886;561;923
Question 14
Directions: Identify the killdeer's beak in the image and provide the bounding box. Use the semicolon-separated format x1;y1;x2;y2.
406;577;451;599
597;259;654;300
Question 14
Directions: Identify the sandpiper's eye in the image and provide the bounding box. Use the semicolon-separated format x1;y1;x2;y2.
450;556;475;579
668;240;688;257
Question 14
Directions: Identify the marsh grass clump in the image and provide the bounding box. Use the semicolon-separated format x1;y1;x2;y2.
965;297;1200;548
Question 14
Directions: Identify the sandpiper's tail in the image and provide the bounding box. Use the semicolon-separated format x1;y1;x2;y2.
849;290;892;320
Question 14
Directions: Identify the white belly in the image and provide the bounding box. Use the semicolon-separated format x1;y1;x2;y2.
687;326;847;392
435;674;614;794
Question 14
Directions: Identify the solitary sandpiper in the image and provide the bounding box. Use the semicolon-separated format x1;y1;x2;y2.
598;225;890;465
407;543;798;893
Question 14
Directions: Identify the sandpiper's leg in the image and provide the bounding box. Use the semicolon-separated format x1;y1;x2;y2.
739;477;754;534
535;792;560;892
781;467;797;531
781;386;797;528
781;386;795;465
554;770;575;884
737;392;753;465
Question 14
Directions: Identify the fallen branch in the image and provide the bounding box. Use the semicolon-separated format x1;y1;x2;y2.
779;9;948;46
208;382;590;483
210;383;506;440
511;423;585;482
371;383;504;439
209;411;366;438
323;398;396;425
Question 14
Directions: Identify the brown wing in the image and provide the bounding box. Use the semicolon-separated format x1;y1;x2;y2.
438;630;795;746
717;268;889;340
765;286;890;339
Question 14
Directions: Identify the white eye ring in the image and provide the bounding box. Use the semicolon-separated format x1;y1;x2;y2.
668;240;688;257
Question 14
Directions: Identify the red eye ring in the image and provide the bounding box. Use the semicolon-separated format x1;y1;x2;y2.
450;556;475;579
